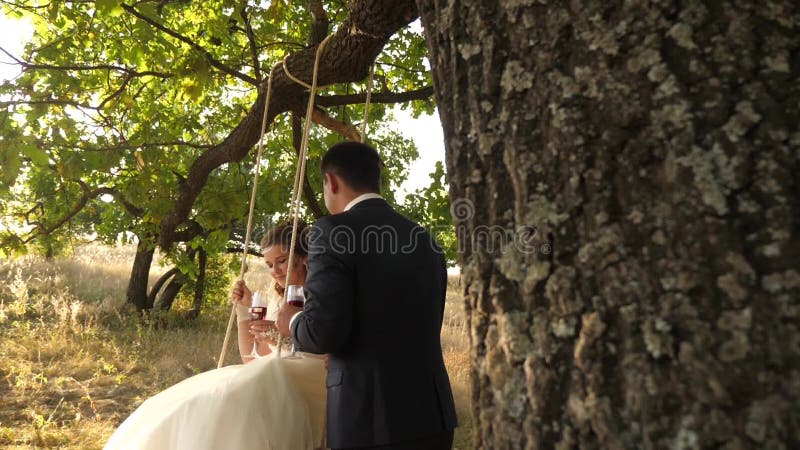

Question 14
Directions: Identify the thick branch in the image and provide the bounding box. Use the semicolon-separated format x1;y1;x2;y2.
306;0;329;46
315;85;434;107
95;186;145;217
227;246;263;257
158;0;419;249
172;220;205;242
121;4;258;85
310;109;360;141
146;266;180;309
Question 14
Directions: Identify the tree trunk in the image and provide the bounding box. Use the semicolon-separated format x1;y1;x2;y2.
157;272;186;311
146;267;180;309
157;249;195;311
126;239;155;311
189;248;208;318
418;1;799;449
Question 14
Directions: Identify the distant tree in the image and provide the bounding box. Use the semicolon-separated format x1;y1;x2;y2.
0;0;436;311
401;161;457;264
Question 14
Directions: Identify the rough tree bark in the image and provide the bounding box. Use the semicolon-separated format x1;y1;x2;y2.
418;1;799;449
186;248;207;319
157;270;186;311
146;266;180;309
126;240;155;310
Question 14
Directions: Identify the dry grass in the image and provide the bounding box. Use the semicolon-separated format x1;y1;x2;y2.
442;273;473;450
0;246;473;449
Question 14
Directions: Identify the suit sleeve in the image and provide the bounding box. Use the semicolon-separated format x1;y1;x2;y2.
291;219;354;354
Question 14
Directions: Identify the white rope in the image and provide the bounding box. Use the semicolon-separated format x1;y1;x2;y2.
281;55;313;90
218;36;373;365
277;34;333;354
217;62;282;369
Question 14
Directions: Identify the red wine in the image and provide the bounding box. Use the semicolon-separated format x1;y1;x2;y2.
249;306;267;321
288;300;304;308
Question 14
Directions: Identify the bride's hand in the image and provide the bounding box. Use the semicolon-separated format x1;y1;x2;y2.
249;320;278;344
230;279;252;306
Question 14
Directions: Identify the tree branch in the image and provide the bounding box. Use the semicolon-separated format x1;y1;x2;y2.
120;3;258;85
306;0;329;46
22;181;98;244
45;140;215;152
226;246;262;257
172;220;205;242
97;73;133;111
310;108;361;141
94;186;145;217
19;180;144;244
377;60;427;74
1;99;98;111
0;46;171;78
315;85;434;107
240;6;261;82
147;266;180;309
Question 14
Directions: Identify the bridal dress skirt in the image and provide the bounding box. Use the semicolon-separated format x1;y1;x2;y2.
104;353;326;450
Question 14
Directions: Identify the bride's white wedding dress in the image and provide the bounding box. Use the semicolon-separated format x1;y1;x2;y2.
104;291;326;450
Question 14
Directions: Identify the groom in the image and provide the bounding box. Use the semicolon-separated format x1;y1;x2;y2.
276;141;457;450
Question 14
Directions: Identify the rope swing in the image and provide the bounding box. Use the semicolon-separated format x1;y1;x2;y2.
217;36;375;367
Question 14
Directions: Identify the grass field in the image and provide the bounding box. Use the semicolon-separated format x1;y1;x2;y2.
0;244;472;449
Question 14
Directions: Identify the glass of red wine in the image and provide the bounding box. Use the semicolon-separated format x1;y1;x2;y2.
247;292;268;360
284;285;305;359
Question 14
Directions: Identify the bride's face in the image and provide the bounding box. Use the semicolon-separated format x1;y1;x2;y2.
262;245;307;288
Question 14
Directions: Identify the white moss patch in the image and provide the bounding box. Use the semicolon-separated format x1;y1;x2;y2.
761;270;800;293
667;23;697;49
676;144;743;215
501;60;534;94
722;100;762;143
457;43;481;60
551;315;577;338
762;52;790;73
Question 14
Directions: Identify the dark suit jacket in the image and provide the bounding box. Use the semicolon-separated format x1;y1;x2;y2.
291;198;458;449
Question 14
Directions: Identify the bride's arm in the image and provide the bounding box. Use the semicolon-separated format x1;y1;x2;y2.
231;280;273;363
237;315;256;363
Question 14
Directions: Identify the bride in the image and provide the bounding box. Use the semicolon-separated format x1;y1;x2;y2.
104;222;326;450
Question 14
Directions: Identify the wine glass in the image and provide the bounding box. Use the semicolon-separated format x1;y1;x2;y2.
247;292;268;360
284;285;305;359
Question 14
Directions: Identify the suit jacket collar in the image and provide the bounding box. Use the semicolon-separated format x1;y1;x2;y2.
344;193;384;211
349;197;389;211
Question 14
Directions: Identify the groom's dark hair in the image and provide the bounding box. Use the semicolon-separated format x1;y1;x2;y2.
321;141;383;193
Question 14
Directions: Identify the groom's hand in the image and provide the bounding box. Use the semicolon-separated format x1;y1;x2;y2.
276;303;303;337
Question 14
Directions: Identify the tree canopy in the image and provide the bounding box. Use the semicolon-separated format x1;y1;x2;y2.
0;0;455;307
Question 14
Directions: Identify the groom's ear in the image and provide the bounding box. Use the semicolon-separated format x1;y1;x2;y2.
325;172;340;194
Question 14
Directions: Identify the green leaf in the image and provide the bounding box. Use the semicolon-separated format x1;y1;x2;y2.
0;148;21;187
96;0;115;12
96;0;123;17
22;144;50;166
